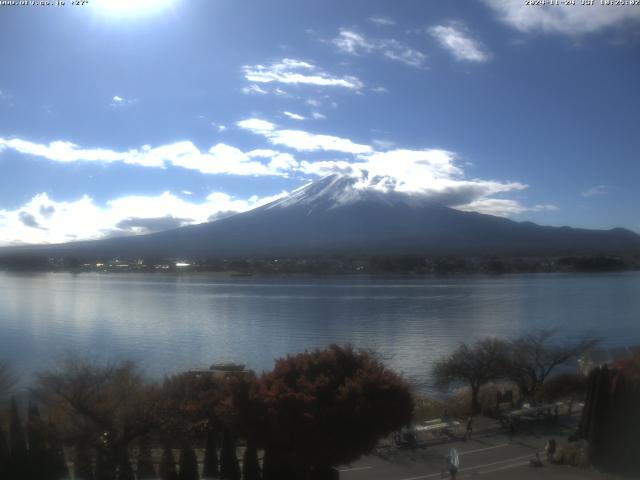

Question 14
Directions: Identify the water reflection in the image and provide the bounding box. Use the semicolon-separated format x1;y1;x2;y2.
1;272;639;393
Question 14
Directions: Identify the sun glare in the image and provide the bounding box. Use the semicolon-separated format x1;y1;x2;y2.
92;0;178;18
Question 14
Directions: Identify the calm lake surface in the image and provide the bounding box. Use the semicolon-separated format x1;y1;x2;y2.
1;271;639;393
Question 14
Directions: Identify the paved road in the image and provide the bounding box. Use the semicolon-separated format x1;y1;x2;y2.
340;432;540;479
338;427;614;480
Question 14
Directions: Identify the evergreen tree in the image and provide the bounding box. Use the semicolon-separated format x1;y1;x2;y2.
577;367;599;439
95;446;118;480
202;430;219;479
589;366;611;463
27;402;47;480
46;433;70;480
117;447;135;480
8;398;29;479
260;448;294;480
260;448;274;480
74;444;94;480
159;445;179;480
0;424;9;480
219;429;240;480
136;438;156;480
242;441;261;480
95;446;117;480
178;442;199;480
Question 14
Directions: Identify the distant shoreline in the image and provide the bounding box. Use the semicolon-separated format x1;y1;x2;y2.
1;252;639;276
1;267;638;278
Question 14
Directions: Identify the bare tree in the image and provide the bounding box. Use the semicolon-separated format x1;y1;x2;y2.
33;357;160;452
433;338;509;414
506;329;599;400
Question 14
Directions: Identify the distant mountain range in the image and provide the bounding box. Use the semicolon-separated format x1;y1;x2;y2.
4;175;640;259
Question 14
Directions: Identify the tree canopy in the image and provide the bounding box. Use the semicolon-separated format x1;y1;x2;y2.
260;344;413;475
8;345;413;480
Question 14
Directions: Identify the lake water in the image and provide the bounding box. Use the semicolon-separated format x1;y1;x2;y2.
1;271;639;393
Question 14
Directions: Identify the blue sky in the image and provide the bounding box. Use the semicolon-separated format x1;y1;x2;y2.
0;0;639;245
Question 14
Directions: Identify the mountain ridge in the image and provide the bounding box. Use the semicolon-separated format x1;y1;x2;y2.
2;174;640;259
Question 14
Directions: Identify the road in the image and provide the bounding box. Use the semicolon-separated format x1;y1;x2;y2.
338;426;614;480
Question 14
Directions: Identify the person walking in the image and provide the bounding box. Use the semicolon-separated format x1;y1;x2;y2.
465;416;473;440
446;448;459;479
442;409;450;423
545;438;557;462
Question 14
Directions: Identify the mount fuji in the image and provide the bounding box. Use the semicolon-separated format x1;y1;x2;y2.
6;175;640;259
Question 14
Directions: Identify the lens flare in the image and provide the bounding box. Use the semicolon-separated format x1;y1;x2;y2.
92;0;178;18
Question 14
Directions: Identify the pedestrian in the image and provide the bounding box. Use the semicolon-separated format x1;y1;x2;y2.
446;448;459;479
545;438;557;462
530;452;543;468
442;409;450;423
465;416;473;439
508;420;515;442
553;404;559;424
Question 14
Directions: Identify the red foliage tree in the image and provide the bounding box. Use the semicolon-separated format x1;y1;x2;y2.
617;351;640;382
259;344;413;478
159;371;227;436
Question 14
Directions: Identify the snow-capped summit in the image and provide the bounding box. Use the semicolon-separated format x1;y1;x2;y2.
267;174;429;213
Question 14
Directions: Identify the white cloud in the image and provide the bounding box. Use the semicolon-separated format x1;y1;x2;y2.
242;84;269;95
457;198;557;217
236;119;537;216
0;138;147;165
332;30;375;54
0;190;288;246
582;185;608;197
311;112;327;120
0;136;295;177
1;125;548;226
429;24;490;62
267;153;299;171
482;0;640;35
246;149;279;158
283;111;306;121
110;95;138;107
298;148;533;217
270;130;373;154
371;86;388;94
370;16;396;26
378;38;427;67
305;96;338;111
236;118;373;154
372;139;395;149
242;58;363;90
332;29;426;67
236;118;275;133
